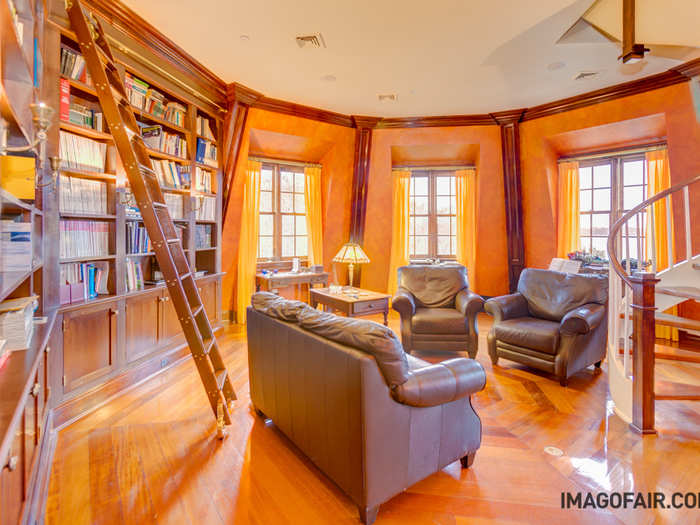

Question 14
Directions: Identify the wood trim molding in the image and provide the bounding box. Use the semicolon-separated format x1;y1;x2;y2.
673;57;700;79
377;114;494;128
349;116;380;244
490;109;526;125
222;100;250;221
499;121;525;292
227;83;264;106
251;97;355;128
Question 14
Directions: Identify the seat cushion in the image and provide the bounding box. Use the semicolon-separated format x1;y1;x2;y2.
411;308;467;334
493;317;560;355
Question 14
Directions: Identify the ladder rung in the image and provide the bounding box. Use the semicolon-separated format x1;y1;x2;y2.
167;237;181;244
203;336;214;354
192;305;203;317
180;272;192;280
215;369;227;390
152;201;167;208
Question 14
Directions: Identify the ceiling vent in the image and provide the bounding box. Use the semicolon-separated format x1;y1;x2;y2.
378;94;397;102
296;33;326;48
573;70;599;80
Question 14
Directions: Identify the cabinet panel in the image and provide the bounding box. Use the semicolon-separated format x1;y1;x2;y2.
199;280;218;323
159;292;184;344
63;304;117;392
23;384;37;496
0;423;24;525
125;292;160;363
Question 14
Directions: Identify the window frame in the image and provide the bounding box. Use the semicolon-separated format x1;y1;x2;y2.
257;162;308;262
408;169;457;261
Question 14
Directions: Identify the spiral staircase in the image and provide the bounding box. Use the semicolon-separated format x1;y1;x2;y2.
607;175;700;434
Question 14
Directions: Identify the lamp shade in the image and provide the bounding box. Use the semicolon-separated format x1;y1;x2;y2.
332;242;370;264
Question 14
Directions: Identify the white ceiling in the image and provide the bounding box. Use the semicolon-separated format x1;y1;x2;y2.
121;0;700;117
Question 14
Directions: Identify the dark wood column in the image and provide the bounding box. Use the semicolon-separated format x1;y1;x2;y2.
349;116;381;243
222;83;263;221
492;110;526;292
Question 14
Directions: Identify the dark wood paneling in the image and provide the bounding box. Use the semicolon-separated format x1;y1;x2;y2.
125;292;160;363
377;114;495;128
159;292;183;344
198;281;218;323
349;117;380;245
221;99;250;221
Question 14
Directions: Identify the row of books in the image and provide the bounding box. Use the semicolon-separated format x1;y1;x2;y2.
125;259;146;292
194;166;212;193
195;224;212;249
60;45;90;84
59;220;110;259
165;193;184;220
125;72;187;127
196;138;218;167
59;175;108;215
141;125;187;159
0;296;38;352
126;223;151;254
59;131;108;173
153;160;190;189
1;220;32;271
196;196;216;222
59;262;110;303
196;116;215;141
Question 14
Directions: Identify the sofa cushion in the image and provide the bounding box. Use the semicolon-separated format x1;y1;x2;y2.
251;292;311;322
493;317;560;355
412;307;467;334
397;265;468;308
298;307;409;388
517;268;608;322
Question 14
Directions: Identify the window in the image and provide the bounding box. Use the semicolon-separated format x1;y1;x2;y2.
578;154;648;261
408;170;456;259
258;162;307;260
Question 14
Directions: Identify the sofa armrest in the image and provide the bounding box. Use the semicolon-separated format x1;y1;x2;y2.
391;358;486;407
392;289;416;317
560;303;606;335
456;289;484;317
484;293;529;322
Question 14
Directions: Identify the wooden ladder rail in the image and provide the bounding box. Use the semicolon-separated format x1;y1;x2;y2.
65;0;236;430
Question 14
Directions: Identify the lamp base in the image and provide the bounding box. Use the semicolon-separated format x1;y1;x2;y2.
348;263;355;288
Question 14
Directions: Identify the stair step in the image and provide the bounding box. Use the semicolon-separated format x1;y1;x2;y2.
215;369;227;389
655;380;700;401
656;286;700;301
655;312;700;331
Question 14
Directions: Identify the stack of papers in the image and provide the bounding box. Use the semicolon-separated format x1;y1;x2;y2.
0;296;38;351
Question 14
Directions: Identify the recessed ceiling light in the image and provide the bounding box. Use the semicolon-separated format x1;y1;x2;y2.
240;34;250;42
547;61;566;71
544;446;564;457
320;74;336;82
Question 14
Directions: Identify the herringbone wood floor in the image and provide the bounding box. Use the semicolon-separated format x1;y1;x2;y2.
46;314;700;524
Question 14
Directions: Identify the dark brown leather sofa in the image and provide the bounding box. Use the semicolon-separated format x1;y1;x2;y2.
247;292;486;524
484;268;608;386
391;265;484;358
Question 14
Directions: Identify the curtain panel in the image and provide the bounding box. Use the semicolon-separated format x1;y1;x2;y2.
304;166;324;266
455;168;477;288
556;161;580;258
387;170;411;297
235;160;262;324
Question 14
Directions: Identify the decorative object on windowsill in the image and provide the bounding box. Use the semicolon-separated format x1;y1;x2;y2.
311;264;324;273
332;242;370;288
291;257;300;273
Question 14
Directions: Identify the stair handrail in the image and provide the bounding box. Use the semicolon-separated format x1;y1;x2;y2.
607;174;700;286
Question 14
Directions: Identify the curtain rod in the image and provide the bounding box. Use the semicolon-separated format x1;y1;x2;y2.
557;142;667;164
392;165;475;171
249;156;322;169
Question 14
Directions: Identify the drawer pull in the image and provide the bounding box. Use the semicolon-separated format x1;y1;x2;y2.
5;456;18;471
31;383;41;397
110;308;119;316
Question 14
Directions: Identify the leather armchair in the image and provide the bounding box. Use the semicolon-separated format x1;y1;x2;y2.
484;268;608;386
392;265;484;358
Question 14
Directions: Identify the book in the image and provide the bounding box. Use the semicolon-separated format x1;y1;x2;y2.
0;296;39;351
194;166;212;193
195;224;212;249
195;196;216;221
196;137;218;167
548;258;582;274
59;78;70;122
140;124;187;159
164;193;184;220
0;339;8;371
60;45;91;84
126;222;151;254
59;175;108;215
59;220;110;259
59;131;107;172
196;116;215;140
125;258;145;292
1;220;32;271
60;262;110;301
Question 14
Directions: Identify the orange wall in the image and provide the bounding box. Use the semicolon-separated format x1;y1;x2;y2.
221;109;355;316
520;82;700;269
361;125;509;297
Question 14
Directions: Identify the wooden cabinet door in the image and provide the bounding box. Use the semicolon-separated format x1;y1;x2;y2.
198;280;218;323
158;291;183;344
23;381;37;496
125;292;160;363
0;419;25;525
63;303;117;393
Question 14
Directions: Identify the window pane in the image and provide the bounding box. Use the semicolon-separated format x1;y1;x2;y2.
280;193;293;213
415;216;429;235
294;194;305;214
280;171;294;192
296;236;308;257
451;217;456;234
437;236;451;255
409;216;415;235
593;164;611;188
624;160;644;186
414;196;428;215
591;214;609;236
436;196;451;215
261;169;273;191
451;236;456;256
580;215;590;237
413;177;428;196
259;236;273;258
294;172;304;193
580;190;592;212
591;237;608;259
409;237;415;256
579;167;592;189
295;215;307;235
436;177;452;195
593;189;611;211
260;191;273;212
259;214;274;235
622;238;639;260
414;236;428;255
282;236;294;257
437;216;451;235
623;186;644;210
282;214;294;235
580;237;591;253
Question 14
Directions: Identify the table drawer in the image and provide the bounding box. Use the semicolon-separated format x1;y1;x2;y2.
353;299;387;314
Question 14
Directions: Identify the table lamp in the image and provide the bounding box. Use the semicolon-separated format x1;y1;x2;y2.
332;242;370;288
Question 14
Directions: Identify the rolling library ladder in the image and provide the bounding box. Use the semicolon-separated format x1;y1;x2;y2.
65;0;236;434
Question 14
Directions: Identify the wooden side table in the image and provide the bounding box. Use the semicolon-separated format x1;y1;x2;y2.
255;271;329;302
309;288;390;326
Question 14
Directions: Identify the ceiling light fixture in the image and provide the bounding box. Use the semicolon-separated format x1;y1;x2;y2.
240;34;250;42
320;74;336;82
378;94;397;102
296;33;326;49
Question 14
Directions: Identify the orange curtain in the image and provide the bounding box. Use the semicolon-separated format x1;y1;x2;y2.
557;161;580;258
645;149;678;341
387;170;411;297
235;160;262;324
455;168;477;288
304;166;323;266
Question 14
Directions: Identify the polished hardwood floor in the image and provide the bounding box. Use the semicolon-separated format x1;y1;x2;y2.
46;314;700;524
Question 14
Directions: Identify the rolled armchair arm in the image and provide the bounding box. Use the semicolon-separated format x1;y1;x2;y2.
392;289;416;317
484;293;529;322
391;358;486;407
560;303;606;335
455;289;484;317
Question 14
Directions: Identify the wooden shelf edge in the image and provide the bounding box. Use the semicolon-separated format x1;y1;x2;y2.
146;148;189;163
59;255;117;263
59;121;113;141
